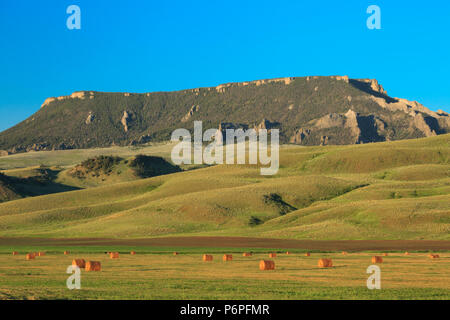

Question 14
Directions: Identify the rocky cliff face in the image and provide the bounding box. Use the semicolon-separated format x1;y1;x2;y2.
1;76;448;153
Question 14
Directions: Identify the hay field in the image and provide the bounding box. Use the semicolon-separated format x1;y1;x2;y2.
0;249;449;300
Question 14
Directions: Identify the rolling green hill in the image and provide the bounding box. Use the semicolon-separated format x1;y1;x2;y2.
0;76;449;154
0;154;181;202
0;134;448;240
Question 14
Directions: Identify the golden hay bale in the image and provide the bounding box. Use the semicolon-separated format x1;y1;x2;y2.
72;259;86;268
372;256;383;263
223;254;233;261
12;251;19;256
85;261;101;271
286;251;291;255
304;252;310;257
109;252;119;259
318;258;333;268
38;252;45;257
130;251;136;255
64;251;69;255
243;252;252;257
173;252;179;256
26;253;35;260
383;253;388;256
203;254;213;261
269;253;277;258
259;260;275;270
404;252;410;255
429;254;440;259
342;251;348;255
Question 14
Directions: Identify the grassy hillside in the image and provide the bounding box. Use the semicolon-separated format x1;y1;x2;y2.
0;134;448;239
0;153;183;201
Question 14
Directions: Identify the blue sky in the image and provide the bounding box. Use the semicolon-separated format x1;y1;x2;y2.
1;0;449;132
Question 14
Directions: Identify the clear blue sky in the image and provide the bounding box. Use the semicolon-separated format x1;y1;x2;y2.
1;0;449;132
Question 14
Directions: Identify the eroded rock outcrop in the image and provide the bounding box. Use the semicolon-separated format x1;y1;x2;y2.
413;113;436;137
354;79;387;95
215;77;294;93
121;111;131;132
255;119;280;132
85;111;95;124
181;105;200;122
289;128;311;144
290;109;386;145
41;91;94;108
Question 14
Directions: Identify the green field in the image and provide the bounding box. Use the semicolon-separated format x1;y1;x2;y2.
1;248;448;300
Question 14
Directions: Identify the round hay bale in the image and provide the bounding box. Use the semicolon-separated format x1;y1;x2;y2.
72;259;86;268
85;261;101;271
109;252;119;259
64;251;70;255
12;251;19;256
173;252;179;256
26;253;35;260
130;251;136;255
243;252;252;257
318;258;333;268
304;252;310;257
269;253;276;258
372;256;383;263
259;260;275;270
404;252;410;255
429;254;440;259
223;254;233;261
383;253;388;256
38;252;45;257
342;251;348;255
286;251;291;255
203;254;213;261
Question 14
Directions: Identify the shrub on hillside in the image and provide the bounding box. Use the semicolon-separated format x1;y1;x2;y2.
129;155;181;178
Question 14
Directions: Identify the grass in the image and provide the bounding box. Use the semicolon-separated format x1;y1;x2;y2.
0;248;448;300
0;134;448;239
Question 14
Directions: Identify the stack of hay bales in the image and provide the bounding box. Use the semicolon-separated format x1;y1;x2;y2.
259;260;275;270
203;254;213;261
86;261;101;271
318;258;333;268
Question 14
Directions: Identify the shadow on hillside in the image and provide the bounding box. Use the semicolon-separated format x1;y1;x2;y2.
1;168;81;200
349;79;397;103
